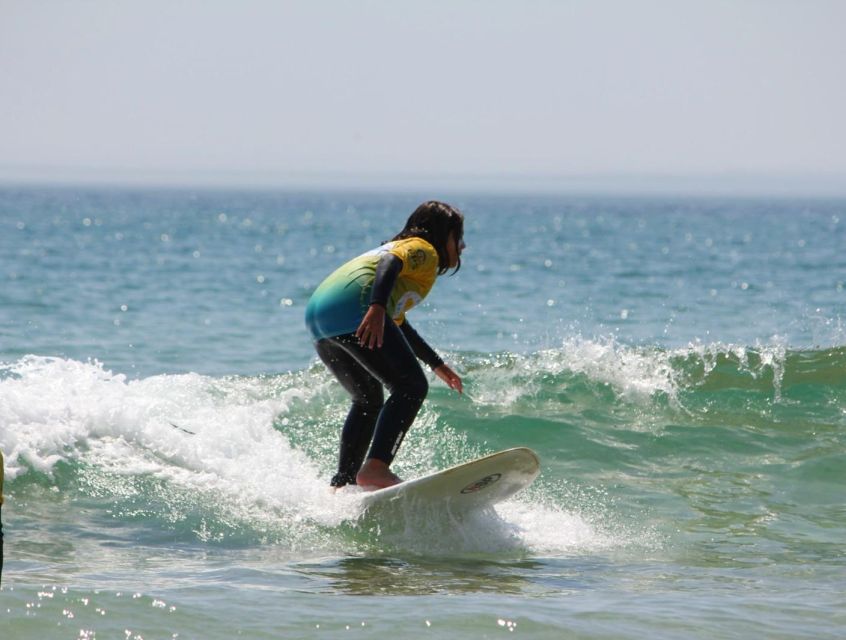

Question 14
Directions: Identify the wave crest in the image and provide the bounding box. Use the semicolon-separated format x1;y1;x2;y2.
462;338;846;409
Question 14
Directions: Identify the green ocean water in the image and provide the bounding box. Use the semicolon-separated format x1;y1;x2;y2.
1;187;845;638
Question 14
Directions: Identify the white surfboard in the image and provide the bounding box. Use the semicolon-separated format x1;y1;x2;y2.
359;447;540;516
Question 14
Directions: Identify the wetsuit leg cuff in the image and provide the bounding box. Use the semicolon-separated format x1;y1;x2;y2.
330;472;357;488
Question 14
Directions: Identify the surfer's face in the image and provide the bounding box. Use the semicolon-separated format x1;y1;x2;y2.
446;231;465;269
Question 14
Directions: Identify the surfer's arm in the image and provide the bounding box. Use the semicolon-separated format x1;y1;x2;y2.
356;253;402;349
400;321;463;394
399;320;443;369
370;253;402;308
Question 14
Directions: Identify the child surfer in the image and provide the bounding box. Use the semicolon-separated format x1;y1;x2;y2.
305;201;465;490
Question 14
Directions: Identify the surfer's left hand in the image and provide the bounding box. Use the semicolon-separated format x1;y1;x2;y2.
434;364;463;394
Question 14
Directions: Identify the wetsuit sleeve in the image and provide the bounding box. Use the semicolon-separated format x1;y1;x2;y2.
371;249;443;369
370;253;403;308
400;320;444;370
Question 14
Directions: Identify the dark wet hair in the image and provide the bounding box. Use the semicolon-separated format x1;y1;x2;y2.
391;201;464;274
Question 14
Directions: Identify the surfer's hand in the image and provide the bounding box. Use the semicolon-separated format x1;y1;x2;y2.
434;364;463;394
356;304;386;349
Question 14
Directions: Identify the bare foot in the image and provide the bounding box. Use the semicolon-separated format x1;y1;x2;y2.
356;458;402;491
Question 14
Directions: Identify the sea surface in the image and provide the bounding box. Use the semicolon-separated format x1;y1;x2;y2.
1;186;845;639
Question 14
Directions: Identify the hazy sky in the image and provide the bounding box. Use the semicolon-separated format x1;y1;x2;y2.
2;1;845;190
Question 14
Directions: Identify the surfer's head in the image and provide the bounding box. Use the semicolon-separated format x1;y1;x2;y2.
392;201;465;274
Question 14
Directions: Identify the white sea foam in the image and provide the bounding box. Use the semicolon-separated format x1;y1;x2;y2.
0;356;359;526
350;495;612;557
497;501;615;554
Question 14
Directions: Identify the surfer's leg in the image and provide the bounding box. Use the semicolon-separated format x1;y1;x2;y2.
315;338;384;487
343;322;428;487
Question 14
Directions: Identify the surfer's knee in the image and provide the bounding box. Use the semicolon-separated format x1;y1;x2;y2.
351;378;384;412
397;368;428;404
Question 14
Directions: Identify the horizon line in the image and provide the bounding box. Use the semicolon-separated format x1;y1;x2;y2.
1;165;845;198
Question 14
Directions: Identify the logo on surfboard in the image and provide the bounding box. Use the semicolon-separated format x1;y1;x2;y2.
460;473;502;494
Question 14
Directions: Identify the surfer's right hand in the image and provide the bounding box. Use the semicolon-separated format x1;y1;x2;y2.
356;304;386;349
